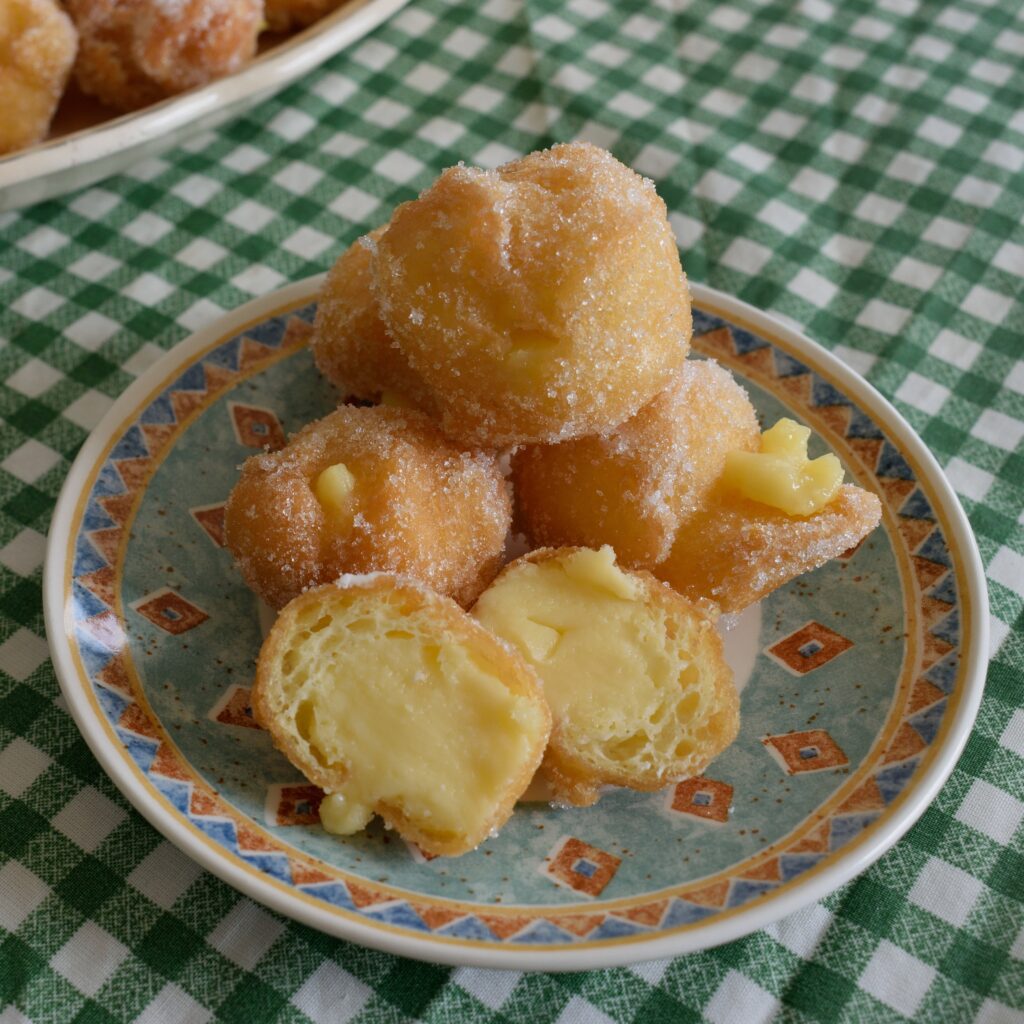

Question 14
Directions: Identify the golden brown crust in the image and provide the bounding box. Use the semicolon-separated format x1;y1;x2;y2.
512;359;760;565
373;142;690;447
474;547;740;807
0;0;77;154
264;0;344;31
253;576;551;856
659;483;883;612
312;229;437;415
68;0;260;111
224;404;511;610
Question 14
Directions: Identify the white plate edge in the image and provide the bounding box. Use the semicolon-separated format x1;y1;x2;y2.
42;276;990;971
0;0;409;212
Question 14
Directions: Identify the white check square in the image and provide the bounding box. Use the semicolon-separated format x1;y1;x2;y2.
859;941;936;1017
955;778;1024;842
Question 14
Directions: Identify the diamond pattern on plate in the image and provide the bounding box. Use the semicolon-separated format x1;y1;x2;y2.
544;837;621;898
209;685;260;729
669;778;734;823
131;588;209;635
763;730;850;775
266;784;324;827
229;401;286;450
190;502;228;547
767;621;853;675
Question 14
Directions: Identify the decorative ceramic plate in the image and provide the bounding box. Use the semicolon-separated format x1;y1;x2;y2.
45;278;988;970
0;0;407;213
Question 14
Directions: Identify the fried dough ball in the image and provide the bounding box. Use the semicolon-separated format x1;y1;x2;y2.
224;405;511;610
473;547;739;807
512;360;760;565
254;576;550;856
657;484;882;612
0;0;77;154
67;0;261;111
373;142;691;447
264;0;343;31
312;229;436;415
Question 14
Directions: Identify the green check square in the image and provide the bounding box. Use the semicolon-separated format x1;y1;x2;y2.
635;987;701;1023
784;962;855;1022
0;803;49;858
8;399;59;436
0;580;44;628
71;1001;121;1024
55;857;124;917
837;879;901;935
954;373;1000;407
941;933;1007;996
0;683;50;733
56;737;105;785
987;848;1024;903
382;961;450;1017
217;976;289;1023
70;355;119;389
136;914;204;979
0;934;47;1005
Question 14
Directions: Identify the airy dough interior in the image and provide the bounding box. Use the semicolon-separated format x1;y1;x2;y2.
261;585;548;849
474;547;736;796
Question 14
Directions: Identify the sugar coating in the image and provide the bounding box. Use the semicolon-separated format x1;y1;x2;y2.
0;0;77;154
658;484;882;612
67;0;261;111
313;229;437;415
512;359;760;565
224;404;512;610
373;142;691;448
264;0;344;31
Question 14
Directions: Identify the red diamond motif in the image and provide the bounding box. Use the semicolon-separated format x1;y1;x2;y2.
767;621;853;675
209;685;260;729
669;777;734;823
763;729;849;775
132;588;209;635
545;837;620;898
267;784;324;826
190;503;227;547
229;402;286;450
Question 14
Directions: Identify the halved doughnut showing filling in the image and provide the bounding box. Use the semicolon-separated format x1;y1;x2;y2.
253;576;551;856
473;546;739;806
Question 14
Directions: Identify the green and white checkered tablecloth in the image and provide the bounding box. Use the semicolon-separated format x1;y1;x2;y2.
2;0;1023;1019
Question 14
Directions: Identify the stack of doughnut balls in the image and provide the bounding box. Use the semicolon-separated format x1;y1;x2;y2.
0;0;346;155
227;143;882;857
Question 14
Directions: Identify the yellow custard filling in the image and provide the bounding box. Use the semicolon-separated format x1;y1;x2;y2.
276;598;545;840
722;417;843;516
474;547;708;769
313;462;357;527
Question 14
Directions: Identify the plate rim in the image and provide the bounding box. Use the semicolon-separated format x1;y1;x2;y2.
0;0;408;213
44;277;989;970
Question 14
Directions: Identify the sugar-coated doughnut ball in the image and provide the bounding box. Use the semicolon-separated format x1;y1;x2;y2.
373;142;691;447
68;0;261;111
657;484;882;612
312;229;436;415
264;0;344;31
512;359;760;566
224;405;511;610
0;0;77;154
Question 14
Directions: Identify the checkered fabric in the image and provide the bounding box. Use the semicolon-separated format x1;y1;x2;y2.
1;0;1023;1019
